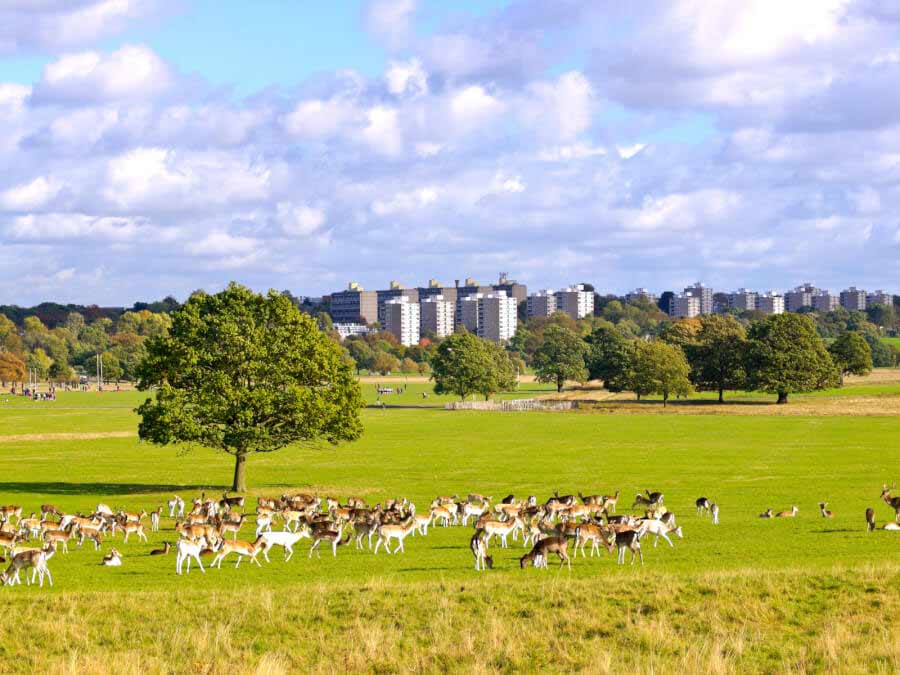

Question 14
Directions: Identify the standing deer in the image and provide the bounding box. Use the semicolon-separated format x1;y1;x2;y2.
470;531;493;571
880;484;900;521
866;508;876;532
696;497;711;516
519;536;571;570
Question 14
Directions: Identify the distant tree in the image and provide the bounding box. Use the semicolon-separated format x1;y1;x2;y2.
0;351;25;384
659;318;702;351
689;315;748;402
747;313;839;404
26;348;53;379
629;340;693;406
532;325;588;392
136;284;364;492
85;352;122;382
49;361;75;384
372;352;400;375
430;330;514;401
863;333;895;368
400;357;418;373
0;315;23;355
828;331;873;384
585;325;633;392
346;340;375;374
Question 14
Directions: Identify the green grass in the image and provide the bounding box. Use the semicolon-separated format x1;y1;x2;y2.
1;389;898;671
882;336;900;348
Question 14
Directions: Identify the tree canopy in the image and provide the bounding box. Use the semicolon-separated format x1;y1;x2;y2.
629;340;693;406
746;313;838;404
136;283;364;491
532;325;588;392
688;314;748;402
431;330;517;400
828;331;873;382
585;325;633;392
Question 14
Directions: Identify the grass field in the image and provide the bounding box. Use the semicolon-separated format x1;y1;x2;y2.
1;385;898;672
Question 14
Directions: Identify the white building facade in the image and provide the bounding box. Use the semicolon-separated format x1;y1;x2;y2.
383;297;420;347
419;296;455;338
554;284;594;319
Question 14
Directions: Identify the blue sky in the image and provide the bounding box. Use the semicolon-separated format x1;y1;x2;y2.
0;1;899;305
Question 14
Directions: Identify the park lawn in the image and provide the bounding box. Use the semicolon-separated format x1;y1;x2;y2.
0;392;898;671
882;336;900;349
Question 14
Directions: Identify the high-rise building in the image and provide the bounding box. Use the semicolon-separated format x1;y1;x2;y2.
458;293;481;333
728;288;758;312
492;273;527;303
867;290;892;307
455;278;493;327
417;279;458;304
526;289;557;318
669;294;700;318
756;292;785;315
477;292;518;342
329;282;378;324
419;296;455;338
813;291;839;312
785;283;818;312
554;284;594;319
684;282;714;315
840;287;867;312
333;323;373;340
377;281;419;325
383;297;420;347
625;288;657;304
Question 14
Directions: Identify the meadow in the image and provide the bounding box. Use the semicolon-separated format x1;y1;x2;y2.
0;381;898;672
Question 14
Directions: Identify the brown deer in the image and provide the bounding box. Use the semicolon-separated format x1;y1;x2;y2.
866;508;876;532
470;530;493;571
520;536;571;570
880;484;900;521
818;503;834;518
774;506;799;518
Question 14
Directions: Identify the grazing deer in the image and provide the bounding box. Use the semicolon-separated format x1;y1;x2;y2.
430;505;455;527
0;505;22;524
211;537;265;568
120;520;148;543
578;492;604;507
77;525;103;551
631;493;657;510
259;529;309;562
601;491;620;514
175;539;205;575
573;523;606;557
866;508;876;532
637;519;683;547
818;503;834;519
101;549;122;566
710;503;719;525
309;525;351;558
696;497;711;516
1;546;54;587
607;529;644;565
374;516;417;554
470;531;493;571
520;536;571;570
168;496;185;518
774;506;799;518
759;509;773;518
150;507;162;532
880;484;900;521
482;517;524;548
150;542;171;556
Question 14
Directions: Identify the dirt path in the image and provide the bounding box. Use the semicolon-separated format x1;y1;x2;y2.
0;431;136;443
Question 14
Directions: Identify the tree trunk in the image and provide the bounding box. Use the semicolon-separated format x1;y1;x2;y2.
718;387;724;403
557;375;564;393
232;452;247;492
663;392;668;407
776;391;788;405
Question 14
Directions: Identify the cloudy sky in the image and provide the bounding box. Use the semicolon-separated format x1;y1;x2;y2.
1;0;899;305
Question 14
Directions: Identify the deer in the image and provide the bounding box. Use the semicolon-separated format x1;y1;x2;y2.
40;504;59;519
120;519;148;543
0;531;20;557
637;518;683;547
0;505;22;524
175;539;206;575
255;513;276;537
631;493;657;510
374;516;417;554
470;530;493;571
460;501;491;527
150;507;163;532
96;503;115;519
101;549;122;566
216;514;246;540
578;492;605;507
430;505;455;527
880;484;900;521
573;523;606;557
696;497;711;516
150;542;171;556
210;537;265;568
710;503;719;525
259;528;310;562
18;514;41;540
1;546;54;587
43;525;74;553
866;508;876;532
884;522;900;531
602;491;620;514
220;492;245;511
759;509;773;518
520;536;570;570
774;506;799;518
411;511;433;536
818;503;834;519
76;525;103;550
167;496;185;518
607;529;644;565
309;524;351;558
481;517;524;548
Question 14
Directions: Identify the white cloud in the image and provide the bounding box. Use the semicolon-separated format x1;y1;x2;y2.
277;202;326;237
365;0;417;50
623;190;743;231
524;71;594;142
415;142;443;157
186;231;257;257
33;44;174;103
617;144;646;159
371;187;439;216
5;213;152;241
385;58;428;97
282;97;358;139
449;85;505;129
0;177;63;211
360;106;402;157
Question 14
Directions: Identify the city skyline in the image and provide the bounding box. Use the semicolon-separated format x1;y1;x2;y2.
3;2;900;305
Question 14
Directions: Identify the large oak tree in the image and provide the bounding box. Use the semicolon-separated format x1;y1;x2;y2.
136;283;364;491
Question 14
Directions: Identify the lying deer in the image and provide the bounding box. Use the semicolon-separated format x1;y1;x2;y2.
818;503;834;519
101;549;122;566
774;506;799;518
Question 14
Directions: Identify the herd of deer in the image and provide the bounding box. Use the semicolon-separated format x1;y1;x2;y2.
0;483;897;585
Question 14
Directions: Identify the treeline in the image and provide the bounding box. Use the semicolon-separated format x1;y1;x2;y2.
0;310;171;385
531;313;872;404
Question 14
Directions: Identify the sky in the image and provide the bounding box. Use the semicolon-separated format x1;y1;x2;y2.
2;0;900;306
